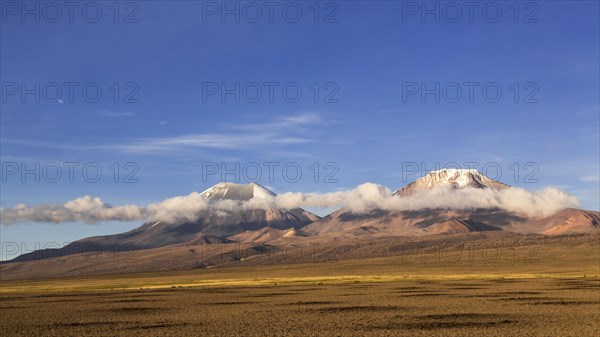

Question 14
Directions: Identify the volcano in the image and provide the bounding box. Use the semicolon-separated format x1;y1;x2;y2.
303;169;598;238
394;169;510;196
5;182;319;264
3;171;598;267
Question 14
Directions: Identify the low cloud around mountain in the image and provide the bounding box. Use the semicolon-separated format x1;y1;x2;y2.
0;182;579;225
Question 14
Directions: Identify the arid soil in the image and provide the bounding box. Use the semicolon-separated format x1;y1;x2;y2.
1;277;599;336
1;233;598;336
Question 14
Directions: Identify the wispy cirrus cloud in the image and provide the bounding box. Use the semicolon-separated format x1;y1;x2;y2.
98;110;136;117
1;112;323;154
114;133;312;153
102;112;322;153
232;112;323;132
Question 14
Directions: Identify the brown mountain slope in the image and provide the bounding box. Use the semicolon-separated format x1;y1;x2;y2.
533;208;600;235
227;227;311;243
302;207;600;238
2;231;598;281
302;208;515;238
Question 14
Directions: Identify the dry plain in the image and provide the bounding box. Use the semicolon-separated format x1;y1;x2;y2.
1;234;599;336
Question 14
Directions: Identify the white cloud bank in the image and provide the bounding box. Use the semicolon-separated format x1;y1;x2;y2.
0;196;144;225
0;184;579;225
273;184;579;218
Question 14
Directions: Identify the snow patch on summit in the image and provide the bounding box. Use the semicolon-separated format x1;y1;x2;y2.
423;169;493;188
201;182;276;201
394;169;510;196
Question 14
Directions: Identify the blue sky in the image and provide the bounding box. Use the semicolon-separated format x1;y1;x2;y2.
1;1;599;258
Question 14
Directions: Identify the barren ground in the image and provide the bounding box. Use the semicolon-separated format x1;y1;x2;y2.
1;234;599;336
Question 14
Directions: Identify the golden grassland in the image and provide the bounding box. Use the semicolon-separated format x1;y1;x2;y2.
0;238;599;336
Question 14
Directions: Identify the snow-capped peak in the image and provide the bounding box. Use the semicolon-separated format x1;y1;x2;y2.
394;169;509;196
201;182;276;201
423;169;489;188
